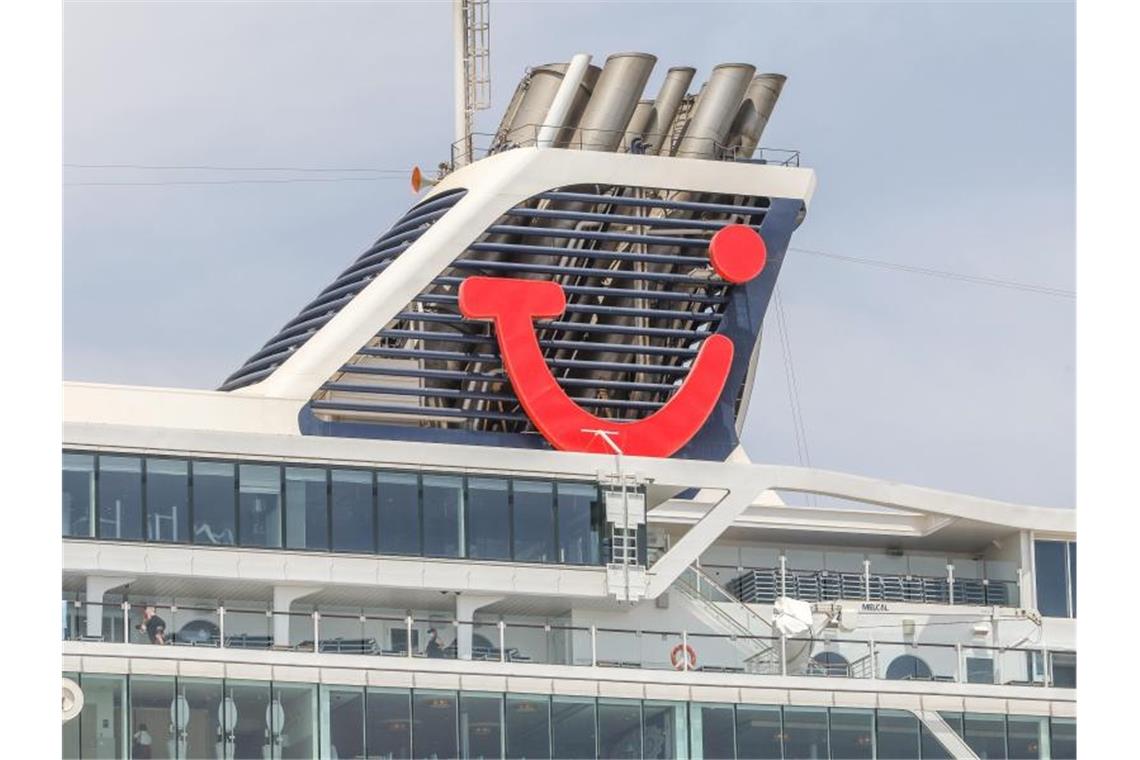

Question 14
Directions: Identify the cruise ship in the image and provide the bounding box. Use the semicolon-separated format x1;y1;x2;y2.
61;37;1076;760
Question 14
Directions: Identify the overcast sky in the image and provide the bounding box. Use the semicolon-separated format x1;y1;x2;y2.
63;1;1074;508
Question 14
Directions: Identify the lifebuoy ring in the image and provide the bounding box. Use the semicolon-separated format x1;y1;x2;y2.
670;643;697;671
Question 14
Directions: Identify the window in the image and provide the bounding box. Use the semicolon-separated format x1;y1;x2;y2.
228;680;271;759
97;455;143;540
513;480;555;563
129;676;174;760
413;691;459;760
423;475;463;558
552;697;596;760
641;702;685;760
506;695;550;760
885;654;934;681
460;692;502;759
146;459;189;542
377;471;420;555
79;674;126;759
1067;542;1076;616
330;469;375;554
467;478;511;560
63;453;95;538
239;464;282;548
783;707;829;760
690;703;734;760
809;650;850;677
967;656;996;684
192;461;236;545
598;700;642;759
1051;651;1076;688
179;678;222;760
557;483;601;565
284;467;328;551
323;687;364;760
829;708;874;760
1007;715;1049;760
735;705;781;760
962;713;1007;759
1034;540;1073;618
1051;717;1076;760
367;688;412;759
875;709;921;760
273;682;317;759
921;721;955;760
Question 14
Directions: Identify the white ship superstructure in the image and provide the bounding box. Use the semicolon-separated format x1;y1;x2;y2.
62;47;1075;760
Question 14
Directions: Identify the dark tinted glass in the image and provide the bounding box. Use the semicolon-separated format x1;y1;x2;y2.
963;713;1007;759
229;680;270;759
378;471;420;555
552;697;596;760
557;483;601;565
423;475;463;558
460;692;502;759
735;705;781;760
413;691;458;760
467;478;510;560
98;456;143;540
1007;716;1048;760
506;695;550;760
783;707;829;760
192;461;235;545
513;480;555;562
642;702;684;760
875;710;920;760
366;689;412;759
179;678;222;760
829;708;873;759
326;687;365;760
63;453;95;537
284;467;328;551
1067;542;1076;616
1051;718;1076;760
1034;540;1069;617
239;464;281;547
598;700;641;759
692;704;734;760
146;459;189;542
967;656;996;684
921;721;954;759
331;469;374;553
885;654;933;681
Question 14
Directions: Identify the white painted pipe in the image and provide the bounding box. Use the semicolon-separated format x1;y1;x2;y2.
536;53;592;148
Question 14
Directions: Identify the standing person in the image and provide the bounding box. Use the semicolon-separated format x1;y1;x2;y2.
424;627;444;659
136;606;167;644
132;723;153;759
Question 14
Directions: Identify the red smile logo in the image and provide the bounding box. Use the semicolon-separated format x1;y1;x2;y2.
459;224;767;457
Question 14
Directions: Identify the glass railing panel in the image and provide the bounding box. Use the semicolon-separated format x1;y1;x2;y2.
872;641;959;682
997;646;1048;687
686;631;748;674
595;628;644;669
421;620;459;660
126;603;177;646
169;605;221;647
361;614;402;657
635;629;684;672
317;611;366;653
271;610;315;651
501;621;553;665
223;607;273;649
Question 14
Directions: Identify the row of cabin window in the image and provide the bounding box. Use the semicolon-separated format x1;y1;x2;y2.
62;452;605;565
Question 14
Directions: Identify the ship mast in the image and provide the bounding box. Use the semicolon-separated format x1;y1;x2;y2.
452;0;491;168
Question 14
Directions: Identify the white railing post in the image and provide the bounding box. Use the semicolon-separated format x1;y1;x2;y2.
1043;647;1051;687
499;620;506;663
406;615;414;659
121;601;131;643
312;611;320;652
218;606;226;648
682;630;690;672
779;634;788;676
590;625;598;667
956;643;965;683
947;563;956;605
863;559;871;601
868;636;877;679
779;555;788;598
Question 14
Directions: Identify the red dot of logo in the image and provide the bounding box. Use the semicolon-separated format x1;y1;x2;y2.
708;224;767;284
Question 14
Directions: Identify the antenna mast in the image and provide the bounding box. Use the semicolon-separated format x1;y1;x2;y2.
452;0;491;168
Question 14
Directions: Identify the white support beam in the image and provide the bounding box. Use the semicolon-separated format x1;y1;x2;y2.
272;585;322;647
85;575;134;639
455;594;504;660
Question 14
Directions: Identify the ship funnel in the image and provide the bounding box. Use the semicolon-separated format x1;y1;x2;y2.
622;99;654;150
642;66;696;155
494;62;600;149
569;52;657;152
726;73;787;159
673;62;755;159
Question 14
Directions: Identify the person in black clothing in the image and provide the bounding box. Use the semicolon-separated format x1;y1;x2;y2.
424;627;444;659
137;606;167;644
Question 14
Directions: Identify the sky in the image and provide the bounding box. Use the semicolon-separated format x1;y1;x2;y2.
63;1;1075;509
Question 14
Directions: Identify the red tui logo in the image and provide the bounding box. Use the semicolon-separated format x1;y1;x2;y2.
459;224;767;457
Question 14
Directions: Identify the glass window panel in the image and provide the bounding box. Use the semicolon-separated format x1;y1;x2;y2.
273;682;317;759
367;688;412;760
423;475;463;558
598;700;641;760
1007;715;1048;760
1067;542;1076;616
63;453;96;538
239;464;282;548
1050;718;1076;760
129;675;175;759
829;708;874;760
228;680;271;760
331;469;375;554
460;692;503;759
552;697;596;760
323;686;365;760
413;690;459;760
875;710;920;760
1034;540;1069;617
193;461;236;545
782;707;829;760
735;705;781;760
1050;651;1076;688
79;673;126;759
963;713;1007;759
966;656;996;684
378;471;420;555
920;721;954;760
179;678;222;760
506;695;550;760
689;704;733;760
467;478;511;560
64;672;81;758
146;459;189;542
98;455;143;540
285;467;328;551
512;480;555;563
642;701;686;760
557;483;601;565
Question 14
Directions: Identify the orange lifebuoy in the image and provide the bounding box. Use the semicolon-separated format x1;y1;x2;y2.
670;643;697;671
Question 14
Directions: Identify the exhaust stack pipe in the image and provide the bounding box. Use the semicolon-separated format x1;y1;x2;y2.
726;73;787;159
673;63;755;159
569;52;657;152
642;66;696;155
494;62;600;149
